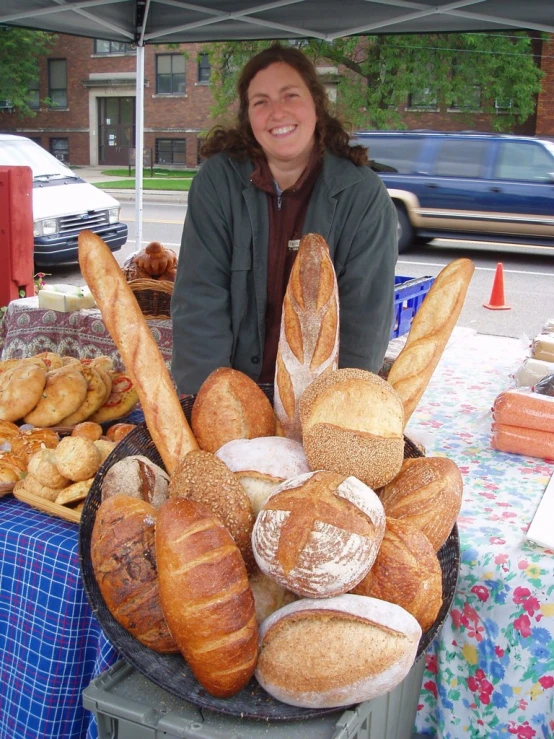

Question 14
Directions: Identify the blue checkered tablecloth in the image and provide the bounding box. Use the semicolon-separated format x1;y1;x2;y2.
0;497;119;739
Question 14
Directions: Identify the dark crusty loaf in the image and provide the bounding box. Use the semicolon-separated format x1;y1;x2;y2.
90;495;178;653
274;233;339;441
155;497;258;697
101;454;170;509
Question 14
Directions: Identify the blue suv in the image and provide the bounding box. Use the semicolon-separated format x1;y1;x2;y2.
352;131;554;252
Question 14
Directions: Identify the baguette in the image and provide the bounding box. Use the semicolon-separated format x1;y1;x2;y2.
78;231;198;473
155;497;258;697
387;258;474;425
274;233;339;441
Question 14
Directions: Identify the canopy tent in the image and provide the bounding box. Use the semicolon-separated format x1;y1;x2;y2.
1;0;552;247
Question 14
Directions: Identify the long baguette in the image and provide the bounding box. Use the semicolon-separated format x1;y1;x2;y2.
78;231;198;472
387;258;475;425
274;233;339;441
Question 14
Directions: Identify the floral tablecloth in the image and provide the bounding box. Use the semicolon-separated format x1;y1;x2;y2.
411;330;554;739
0;297;173;368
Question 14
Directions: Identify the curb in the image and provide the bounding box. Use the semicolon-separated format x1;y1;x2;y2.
103;188;189;204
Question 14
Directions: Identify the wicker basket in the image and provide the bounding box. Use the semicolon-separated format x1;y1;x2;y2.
127;278;174;320
79;385;460;722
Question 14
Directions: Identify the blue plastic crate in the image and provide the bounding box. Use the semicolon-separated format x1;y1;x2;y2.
391;275;434;339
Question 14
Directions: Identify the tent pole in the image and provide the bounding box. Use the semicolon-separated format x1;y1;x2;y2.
134;42;145;252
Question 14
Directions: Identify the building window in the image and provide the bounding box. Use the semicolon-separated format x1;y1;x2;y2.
407;88;438;111
495;98;513;115
48;59;67;108
27;76;40;110
50;138;69;163
155;138;186;165
197;53;211;84
448;86;482;112
94;39;135;55
156;54;185;95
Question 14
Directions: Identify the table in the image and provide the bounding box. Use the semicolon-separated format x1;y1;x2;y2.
0;329;552;739
0;297;173;368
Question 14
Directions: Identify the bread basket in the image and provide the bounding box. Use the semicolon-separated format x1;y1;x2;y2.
126;278;174;320
79;386;460;721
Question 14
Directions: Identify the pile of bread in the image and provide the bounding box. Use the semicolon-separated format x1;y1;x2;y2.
0;352;138;428
1;419;135;508
80;229;475;711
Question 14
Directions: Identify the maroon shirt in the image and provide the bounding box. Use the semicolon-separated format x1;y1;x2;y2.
251;147;323;383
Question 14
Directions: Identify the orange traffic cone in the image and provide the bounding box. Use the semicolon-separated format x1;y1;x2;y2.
483;262;511;310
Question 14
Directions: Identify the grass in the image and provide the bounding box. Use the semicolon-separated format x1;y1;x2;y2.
93;178;193;191
102;168;197;178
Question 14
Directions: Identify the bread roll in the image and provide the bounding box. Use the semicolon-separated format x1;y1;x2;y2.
214;436;310;515
252;470;386;598
169;450;255;570
91;496;178;653
387;259;475;425
27;448;69;488
101;455;170;509
105;422;136;442
274;233;339;441
54;435;102;482
78;230;198;473
71;421;103;441
300;368;405;489
155;498;258;697
191;367;276;453
352;517;442;631
255;594;421;708
379;457;463;551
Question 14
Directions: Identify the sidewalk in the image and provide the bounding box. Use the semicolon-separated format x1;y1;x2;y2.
72;165;188;203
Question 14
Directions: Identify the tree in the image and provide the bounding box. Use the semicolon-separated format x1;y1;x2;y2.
204;33;544;132
0;27;57;118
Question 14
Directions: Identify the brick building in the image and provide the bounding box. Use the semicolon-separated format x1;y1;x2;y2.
1;33;553;168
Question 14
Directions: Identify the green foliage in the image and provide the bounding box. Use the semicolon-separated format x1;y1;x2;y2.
204;33;544;132
0;27;57;119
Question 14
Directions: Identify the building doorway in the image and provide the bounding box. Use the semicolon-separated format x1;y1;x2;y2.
98;97;135;165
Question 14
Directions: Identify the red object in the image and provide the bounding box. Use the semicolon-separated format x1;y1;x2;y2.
0;166;35;308
483;262;511;310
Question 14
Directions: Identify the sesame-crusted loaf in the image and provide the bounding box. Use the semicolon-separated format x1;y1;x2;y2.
299;368;405;489
168;449;255;572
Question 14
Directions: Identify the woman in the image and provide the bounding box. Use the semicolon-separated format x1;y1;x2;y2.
171;44;397;395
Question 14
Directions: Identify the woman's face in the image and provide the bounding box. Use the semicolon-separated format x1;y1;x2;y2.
247;61;317;169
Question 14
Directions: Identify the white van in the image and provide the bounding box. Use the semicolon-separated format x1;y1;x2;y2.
0;133;128;266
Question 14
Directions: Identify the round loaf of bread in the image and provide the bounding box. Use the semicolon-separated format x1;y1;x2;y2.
215;436;310;514
191;367;276;453
169;449;255;570
252;470;386;598
352;517;442;631
379;456;463;551
255;594;421;708
91;495;178;653
299;368;405;489
101;454;169;508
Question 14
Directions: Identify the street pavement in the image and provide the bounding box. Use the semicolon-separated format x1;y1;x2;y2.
72;165;188;203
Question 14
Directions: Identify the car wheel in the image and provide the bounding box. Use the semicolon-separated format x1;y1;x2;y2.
395;204;414;253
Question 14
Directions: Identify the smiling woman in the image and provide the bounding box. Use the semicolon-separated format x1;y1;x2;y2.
170;44;399;395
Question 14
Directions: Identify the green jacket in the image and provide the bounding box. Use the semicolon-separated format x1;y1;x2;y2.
171;150;398;394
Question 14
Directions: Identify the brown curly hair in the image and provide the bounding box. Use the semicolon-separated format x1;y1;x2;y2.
200;44;369;167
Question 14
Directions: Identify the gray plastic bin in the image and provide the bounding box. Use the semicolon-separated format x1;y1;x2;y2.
83;657;426;739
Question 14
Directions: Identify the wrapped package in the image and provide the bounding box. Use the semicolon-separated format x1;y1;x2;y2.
531;334;554;362
534;374;554;397
542;318;554;335
491;422;554;460
492;388;554;433
513;357;554;387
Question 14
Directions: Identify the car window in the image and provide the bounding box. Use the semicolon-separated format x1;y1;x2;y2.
432;139;487;178
353;136;422;174
494;142;554;182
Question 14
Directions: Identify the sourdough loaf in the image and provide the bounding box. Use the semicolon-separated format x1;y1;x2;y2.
300;368;405;488
273;233;339;441
155;497;258;697
255;594;421;708
90;495;178;653
248;569;298;624
379;456;463;551
214;436;310;514
352;517;442;631
101;455;170;509
252;470;386;598
191;367;276;453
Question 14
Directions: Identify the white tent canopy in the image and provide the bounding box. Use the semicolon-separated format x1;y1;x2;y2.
2;0;552;248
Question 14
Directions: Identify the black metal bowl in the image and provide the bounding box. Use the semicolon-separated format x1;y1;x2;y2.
79;387;460;721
